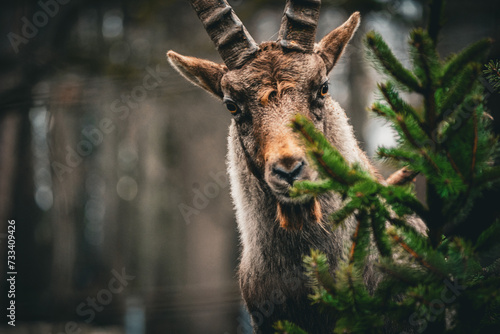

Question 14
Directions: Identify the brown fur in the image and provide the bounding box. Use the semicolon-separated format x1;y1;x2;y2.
277;198;322;230
259;81;295;106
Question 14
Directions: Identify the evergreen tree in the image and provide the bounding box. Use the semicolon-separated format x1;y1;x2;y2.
275;0;500;332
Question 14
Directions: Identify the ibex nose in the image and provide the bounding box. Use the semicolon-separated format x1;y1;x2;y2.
271;160;305;186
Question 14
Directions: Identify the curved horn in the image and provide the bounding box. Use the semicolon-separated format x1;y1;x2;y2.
278;0;321;52
190;0;259;70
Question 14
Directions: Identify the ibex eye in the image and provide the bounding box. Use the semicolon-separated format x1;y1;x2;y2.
319;82;329;97
224;98;240;114
226;103;238;113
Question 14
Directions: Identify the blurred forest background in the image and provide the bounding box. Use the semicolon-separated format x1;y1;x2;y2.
0;0;499;333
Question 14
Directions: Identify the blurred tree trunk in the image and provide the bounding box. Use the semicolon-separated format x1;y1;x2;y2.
347;39;369;150
10;110;44;319
0;112;22;313
47;95;82;314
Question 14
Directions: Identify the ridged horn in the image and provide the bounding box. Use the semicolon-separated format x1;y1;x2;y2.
278;0;321;52
190;0;260;70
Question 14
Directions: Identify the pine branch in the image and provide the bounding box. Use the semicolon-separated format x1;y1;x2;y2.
410;29;439;129
445;151;466;183
448;237;477;278
312;150;349;186
370;207;392;258
483;258;500;278
438;63;481;117
283;0;500;328
375;258;435;288
439;102;479;147
410;29;440;86
378;82;432;138
291;114;357;188
293;116;431;222
365;31;423;93
346;264;360;314
371;101;396;118
388;229;445;278
442;38;492;87
396;115;441;173
397;116;420;149
372;167;429;220
330;199;359;225
377;147;415;163
483;59;500;92
290;179;337;198
425;182;446;247
304;249;337;297
379;82;423;123
387;216;428;243
382;184;429;219
376;262;416;286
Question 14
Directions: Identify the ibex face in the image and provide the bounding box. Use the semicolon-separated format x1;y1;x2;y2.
168;1;360;229
220;45;329;202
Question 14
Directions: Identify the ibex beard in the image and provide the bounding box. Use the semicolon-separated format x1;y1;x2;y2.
167;0;380;333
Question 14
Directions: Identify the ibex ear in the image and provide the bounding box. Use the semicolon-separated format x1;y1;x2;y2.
167;51;227;99
316;12;360;74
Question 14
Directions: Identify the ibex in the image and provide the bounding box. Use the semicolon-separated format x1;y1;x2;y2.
168;1;403;332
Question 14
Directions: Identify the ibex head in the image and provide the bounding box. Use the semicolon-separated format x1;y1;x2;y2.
168;0;360;228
